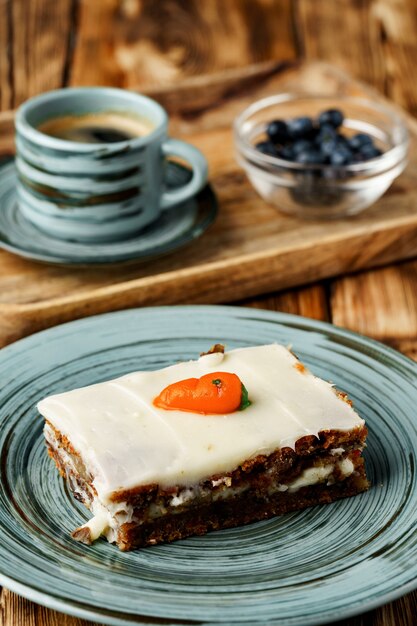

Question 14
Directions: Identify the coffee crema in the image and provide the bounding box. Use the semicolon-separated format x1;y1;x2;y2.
37;111;154;144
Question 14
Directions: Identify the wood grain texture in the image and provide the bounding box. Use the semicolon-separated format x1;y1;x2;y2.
0;0;75;110
331;260;417;340
70;0;296;89
244;284;330;321
296;0;417;116
0;0;13;110
296;0;387;93
0;588;95;626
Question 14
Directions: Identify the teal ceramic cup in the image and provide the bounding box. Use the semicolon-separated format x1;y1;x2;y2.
15;88;208;242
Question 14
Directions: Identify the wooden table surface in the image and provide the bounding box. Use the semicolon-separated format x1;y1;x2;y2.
1;1;416;625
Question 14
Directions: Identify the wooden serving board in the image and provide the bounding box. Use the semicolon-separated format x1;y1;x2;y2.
1;60;417;347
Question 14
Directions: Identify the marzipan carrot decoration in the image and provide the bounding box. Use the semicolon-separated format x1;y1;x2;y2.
153;372;251;414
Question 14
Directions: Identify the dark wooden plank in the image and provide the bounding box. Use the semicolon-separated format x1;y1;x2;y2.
70;0;296;88
243;284;330;321
0;0;13;110
295;0;386;91
0;588;95;626
297;0;417;115
330;261;417;346
0;0;75;110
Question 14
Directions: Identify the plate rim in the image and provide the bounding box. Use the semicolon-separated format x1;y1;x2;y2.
1;567;417;626
0;304;416;626
0;304;414;374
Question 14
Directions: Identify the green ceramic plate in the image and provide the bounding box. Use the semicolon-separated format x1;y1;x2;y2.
0;306;416;626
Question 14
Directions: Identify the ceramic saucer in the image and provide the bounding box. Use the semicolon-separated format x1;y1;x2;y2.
0;159;217;265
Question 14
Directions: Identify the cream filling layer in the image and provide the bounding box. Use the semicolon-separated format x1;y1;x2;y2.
74;457;357;544
38;344;364;502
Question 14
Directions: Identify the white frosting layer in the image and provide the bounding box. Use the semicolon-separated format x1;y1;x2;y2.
38;344;364;502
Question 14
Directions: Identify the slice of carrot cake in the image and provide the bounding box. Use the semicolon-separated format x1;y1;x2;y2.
38;343;369;551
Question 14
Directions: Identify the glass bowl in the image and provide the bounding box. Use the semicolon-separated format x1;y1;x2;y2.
234;93;409;219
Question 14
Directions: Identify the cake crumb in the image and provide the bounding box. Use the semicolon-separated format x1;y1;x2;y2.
337;391;353;407
200;344;225;357
72;526;93;545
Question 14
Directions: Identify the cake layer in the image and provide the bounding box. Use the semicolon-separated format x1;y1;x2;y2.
45;420;368;550
115;472;368;550
38;344;365;502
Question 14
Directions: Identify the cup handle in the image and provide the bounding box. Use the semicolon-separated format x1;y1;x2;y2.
160;138;208;210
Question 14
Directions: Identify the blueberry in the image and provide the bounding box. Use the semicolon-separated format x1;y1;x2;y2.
255;141;277;156
330;146;354;166
348;133;373;151
292;139;313;155
266;120;288;144
318;137;339;156
305;126;320;142
318;109;344;128
335;132;349;145
317;131;346;154
296;149;326;165
360;144;382;160
317;123;337;142
278;145;295;160
287;116;314;139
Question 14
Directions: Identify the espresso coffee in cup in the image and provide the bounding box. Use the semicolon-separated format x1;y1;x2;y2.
15;87;208;243
37;111;154;144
